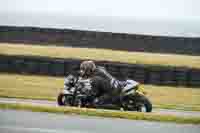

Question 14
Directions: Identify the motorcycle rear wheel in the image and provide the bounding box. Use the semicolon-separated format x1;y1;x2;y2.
123;94;152;112
136;95;152;112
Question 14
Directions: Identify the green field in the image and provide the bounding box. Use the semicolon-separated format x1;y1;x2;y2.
0;43;200;111
1;43;200;69
0;73;199;111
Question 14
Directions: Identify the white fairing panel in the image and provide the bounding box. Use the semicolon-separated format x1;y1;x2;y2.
62;89;73;95
123;80;139;92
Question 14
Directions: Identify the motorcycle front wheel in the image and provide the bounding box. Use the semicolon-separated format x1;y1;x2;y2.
57;93;73;106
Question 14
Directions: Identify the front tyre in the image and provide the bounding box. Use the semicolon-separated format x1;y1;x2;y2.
57;93;73;106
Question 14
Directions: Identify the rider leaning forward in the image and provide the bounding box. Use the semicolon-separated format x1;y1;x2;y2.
79;60;126;107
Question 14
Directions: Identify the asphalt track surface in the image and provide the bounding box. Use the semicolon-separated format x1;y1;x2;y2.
0;97;200;117
0;109;200;133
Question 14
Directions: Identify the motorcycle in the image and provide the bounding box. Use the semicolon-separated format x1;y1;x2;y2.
57;74;152;112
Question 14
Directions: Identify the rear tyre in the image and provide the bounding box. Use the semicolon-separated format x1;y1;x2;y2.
123;94;152;112
136;95;152;112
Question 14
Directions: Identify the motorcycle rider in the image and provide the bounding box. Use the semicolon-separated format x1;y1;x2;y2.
79;60;123;108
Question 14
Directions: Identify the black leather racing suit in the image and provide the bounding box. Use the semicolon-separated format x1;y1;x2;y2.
90;66;122;106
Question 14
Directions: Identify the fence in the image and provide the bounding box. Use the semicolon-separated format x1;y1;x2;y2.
0;54;199;87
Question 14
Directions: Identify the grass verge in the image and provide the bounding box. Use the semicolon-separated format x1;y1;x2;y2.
0;73;200;111
0;102;200;124
154;104;200;112
0;43;200;69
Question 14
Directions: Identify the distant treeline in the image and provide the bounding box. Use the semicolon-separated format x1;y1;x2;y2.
0;26;200;55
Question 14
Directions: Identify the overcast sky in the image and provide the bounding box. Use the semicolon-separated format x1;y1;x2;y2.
0;0;200;37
